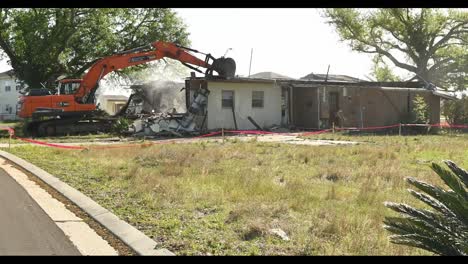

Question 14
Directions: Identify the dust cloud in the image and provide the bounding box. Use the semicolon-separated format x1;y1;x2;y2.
96;59;190;113
135;80;186;114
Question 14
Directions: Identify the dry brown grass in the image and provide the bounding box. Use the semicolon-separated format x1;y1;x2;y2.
5;133;468;255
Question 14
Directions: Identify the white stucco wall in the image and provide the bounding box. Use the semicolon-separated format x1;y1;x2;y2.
206;81;282;130
97;95;129;115
0;75;22;120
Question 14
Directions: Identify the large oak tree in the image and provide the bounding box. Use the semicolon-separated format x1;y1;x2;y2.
324;8;467;90
0;8;190;89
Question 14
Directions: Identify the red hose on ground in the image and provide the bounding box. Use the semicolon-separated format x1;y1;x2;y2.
2;122;468;150
13;136;86;150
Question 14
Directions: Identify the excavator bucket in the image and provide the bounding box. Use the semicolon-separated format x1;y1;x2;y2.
211;57;236;78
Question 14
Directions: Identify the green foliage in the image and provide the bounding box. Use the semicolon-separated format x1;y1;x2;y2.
412;95;430;124
324;9;468;90
442;96;468;125
0;8;190;89
111;117;130;136
370;55;402;82
13;120;26;137
384;160;468;256
0;129;8;138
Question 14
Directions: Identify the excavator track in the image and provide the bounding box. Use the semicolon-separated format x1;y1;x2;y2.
26;116;116;137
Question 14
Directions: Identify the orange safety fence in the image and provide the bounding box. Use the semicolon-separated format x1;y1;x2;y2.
1;122;468;150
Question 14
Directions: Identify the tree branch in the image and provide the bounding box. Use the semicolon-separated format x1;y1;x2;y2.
374;46;418;73
378;21;407;44
428;20;451;49
391;9;412;30
428;57;456;73
429;21;468;54
341;18;418;73
73;58;100;77
0;35;19;68
374;33;410;56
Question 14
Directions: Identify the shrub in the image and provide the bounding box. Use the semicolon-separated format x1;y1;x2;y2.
400;95;431;134
442;95;468;125
0;129;9;138
111;117;130;136
383;160;468;256
412;95;430;124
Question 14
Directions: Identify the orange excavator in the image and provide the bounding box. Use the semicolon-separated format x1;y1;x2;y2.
17;41;236;136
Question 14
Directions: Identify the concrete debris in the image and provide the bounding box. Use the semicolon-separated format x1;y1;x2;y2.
122;81;209;138
121;80;185;118
269;228;290;241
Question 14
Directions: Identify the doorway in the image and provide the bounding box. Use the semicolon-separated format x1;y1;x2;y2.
292;87;318;128
329;92;340;127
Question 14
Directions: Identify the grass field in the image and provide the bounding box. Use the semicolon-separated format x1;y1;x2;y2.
3;133;468;255
0;132;117;144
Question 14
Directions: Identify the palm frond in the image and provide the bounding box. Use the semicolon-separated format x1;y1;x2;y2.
384;160;468;256
444;160;468;189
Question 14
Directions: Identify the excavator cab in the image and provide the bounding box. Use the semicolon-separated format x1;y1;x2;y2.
56;79;82;95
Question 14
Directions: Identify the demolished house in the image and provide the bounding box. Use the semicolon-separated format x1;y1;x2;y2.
120;76;285;136
120;72;456;137
282;79;455;129
186;77;283;131
98;95;129;115
184;74;456;131
120;80;209;137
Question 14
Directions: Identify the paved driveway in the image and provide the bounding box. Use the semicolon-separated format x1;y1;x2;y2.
0;168;80;255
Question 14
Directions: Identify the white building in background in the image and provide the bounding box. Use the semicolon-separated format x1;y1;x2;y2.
0;70;23;121
98;95;129;115
187;77;284;131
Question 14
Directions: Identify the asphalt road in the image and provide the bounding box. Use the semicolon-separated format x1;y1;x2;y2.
0;168;81;255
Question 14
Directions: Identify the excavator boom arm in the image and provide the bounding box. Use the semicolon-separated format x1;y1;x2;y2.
75;41;235;103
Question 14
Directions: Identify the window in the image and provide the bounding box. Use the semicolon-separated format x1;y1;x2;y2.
222;90;234;108
252;91;264;108
5;105;12;114
59;82;80;95
114;103;126;114
5;86;11;92
67;82;80;94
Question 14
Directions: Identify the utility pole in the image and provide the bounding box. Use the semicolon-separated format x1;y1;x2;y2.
248;48;253;77
325;65;330;82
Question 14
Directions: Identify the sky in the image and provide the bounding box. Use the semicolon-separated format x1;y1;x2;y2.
0;8;409;81
174;8;406;80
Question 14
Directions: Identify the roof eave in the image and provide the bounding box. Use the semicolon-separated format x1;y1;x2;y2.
432;90;458;100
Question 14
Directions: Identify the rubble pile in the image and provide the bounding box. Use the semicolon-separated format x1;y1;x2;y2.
120;80;209;138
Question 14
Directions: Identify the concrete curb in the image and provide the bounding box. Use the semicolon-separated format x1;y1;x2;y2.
0;150;175;256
